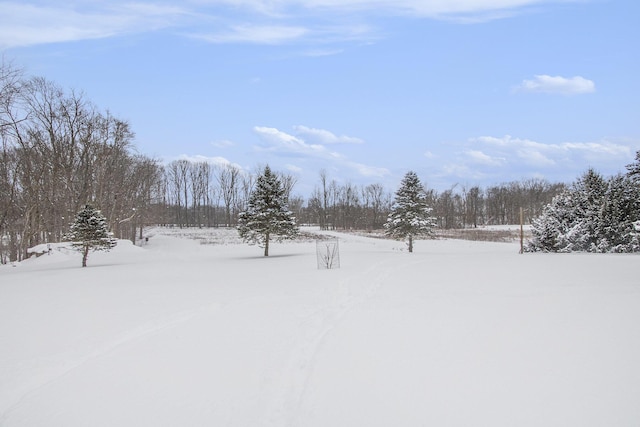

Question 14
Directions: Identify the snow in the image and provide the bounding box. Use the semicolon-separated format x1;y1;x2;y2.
1;227;639;426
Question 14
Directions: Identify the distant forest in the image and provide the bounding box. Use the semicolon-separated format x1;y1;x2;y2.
2;62;565;263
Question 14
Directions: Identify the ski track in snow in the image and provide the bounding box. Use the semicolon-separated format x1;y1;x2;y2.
264;253;415;427
0;301;223;422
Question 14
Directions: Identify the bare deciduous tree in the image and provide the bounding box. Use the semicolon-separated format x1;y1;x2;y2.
217;163;240;227
0;70;160;262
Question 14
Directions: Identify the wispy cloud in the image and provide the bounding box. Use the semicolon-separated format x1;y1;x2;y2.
293;125;364;145
302;48;345;57
253;126;327;156
188;21;376;48
191;24;309;44
345;161;389;178
253;125;388;178
211;139;235;148
430;135;638;185
514;75;596;95
175;154;243;169
441;163;487;182
465;150;506;166
474;135;560;166
223;0;563;21
0;0;578;48
473;135;631;161
0;2;189;48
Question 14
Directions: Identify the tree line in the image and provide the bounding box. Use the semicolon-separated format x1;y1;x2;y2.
154;161;564;232
1;61;565;263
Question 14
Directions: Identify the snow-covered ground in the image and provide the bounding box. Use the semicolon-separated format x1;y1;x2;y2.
1;227;639;426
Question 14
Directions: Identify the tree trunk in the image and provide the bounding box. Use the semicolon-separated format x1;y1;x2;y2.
82;245;89;267
408;234;413;253
264;232;270;257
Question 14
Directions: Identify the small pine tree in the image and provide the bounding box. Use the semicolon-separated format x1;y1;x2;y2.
384;171;437;252
65;204;117;267
237;166;299;256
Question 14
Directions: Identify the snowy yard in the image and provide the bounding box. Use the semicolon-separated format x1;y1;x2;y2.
1;227;639;426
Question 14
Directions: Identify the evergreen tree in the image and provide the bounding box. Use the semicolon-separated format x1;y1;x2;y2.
568;168;607;250
597;174;640;252
527;169;605;252
626;150;640;181
384;171;436;252
65;204;117;267
527;169;640;253
237;166;299;256
527;191;572;252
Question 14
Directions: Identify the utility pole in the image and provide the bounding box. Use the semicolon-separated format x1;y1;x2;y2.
519;207;524;254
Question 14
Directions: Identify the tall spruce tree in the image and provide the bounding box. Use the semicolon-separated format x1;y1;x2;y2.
384;171;436;253
597;174;640;251
66;204;117;267
237;166;299;256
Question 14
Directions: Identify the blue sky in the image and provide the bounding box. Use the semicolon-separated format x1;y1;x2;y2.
1;0;639;195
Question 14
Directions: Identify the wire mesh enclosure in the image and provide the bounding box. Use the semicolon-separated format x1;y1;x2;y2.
316;239;340;270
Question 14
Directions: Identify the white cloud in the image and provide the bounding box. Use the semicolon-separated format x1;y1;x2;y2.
474;135;512;146
515;148;556;167
253;126;326;155
302;48;345;57
0;0;575;48
465;150;505;166
222;0;564;21
428;135;639;188
440;163;487;181
473;135;633;161
192;25;309;45
293;125;364;145
175;154;242;169
560;141;631;157
346;161;389;178
473;135;561;166
0;2;188;48
515;75;596;95
466;135;635;175
189;21;376;47
253;125;388;178
211;139;235;148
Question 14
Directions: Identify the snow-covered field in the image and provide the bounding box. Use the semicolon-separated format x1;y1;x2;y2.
1;227;639;426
